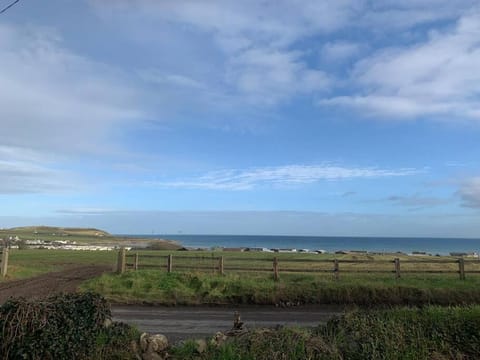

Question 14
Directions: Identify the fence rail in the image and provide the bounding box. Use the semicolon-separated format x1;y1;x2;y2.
0;247;9;278
116;250;477;281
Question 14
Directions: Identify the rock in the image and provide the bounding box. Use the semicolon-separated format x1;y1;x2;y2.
147;334;169;353
142;352;164;360
140;333;169;360
210;332;227;347
140;333;149;352
130;340;141;359
195;339;207;353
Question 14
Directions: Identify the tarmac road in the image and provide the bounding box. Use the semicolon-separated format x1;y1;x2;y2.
111;305;343;343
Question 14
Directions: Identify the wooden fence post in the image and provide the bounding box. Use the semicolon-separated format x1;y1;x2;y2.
273;257;279;281
219;256;224;275
117;248;126;274
334;259;339;280
167;254;173;273
1;247;9;278
134;252;139;271
394;258;401;279
459;258;465;280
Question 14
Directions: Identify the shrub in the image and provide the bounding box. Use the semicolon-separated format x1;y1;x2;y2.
0;292;138;359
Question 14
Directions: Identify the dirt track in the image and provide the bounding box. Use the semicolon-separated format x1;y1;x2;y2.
0;265;110;303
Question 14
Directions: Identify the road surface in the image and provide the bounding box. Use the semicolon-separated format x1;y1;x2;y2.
111;305;343;342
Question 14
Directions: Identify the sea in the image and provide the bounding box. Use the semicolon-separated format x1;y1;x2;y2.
123;235;480;256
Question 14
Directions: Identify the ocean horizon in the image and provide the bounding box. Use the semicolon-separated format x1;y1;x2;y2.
119;234;480;256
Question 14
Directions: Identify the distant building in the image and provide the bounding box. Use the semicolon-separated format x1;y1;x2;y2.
246;247;273;252
450;252;479;258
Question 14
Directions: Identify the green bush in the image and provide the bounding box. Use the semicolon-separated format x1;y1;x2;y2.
0;292;138;359
94;322;141;360
326;306;480;359
172;306;480;360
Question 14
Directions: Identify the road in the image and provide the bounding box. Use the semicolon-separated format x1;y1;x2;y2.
111;305;343;342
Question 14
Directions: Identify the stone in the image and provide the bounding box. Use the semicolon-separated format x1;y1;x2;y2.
210;332;227;347
147;334;169;352
195;339;207;353
140;333;149;352
142;352;164;360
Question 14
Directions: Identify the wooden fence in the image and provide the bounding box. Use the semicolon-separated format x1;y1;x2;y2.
0;247;9;278
116;249;479;281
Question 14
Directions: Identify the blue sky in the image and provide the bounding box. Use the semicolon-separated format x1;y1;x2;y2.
0;0;479;236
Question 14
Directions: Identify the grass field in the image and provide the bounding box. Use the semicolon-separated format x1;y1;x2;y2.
2;249;115;280
82;249;480;306
81;269;480;306
4;249;480;306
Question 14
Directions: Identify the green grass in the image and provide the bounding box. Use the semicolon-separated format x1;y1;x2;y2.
0;226;182;248
2;249;116;280
0;226;114;244
81;270;480;306
171;305;480;359
5;249;480;306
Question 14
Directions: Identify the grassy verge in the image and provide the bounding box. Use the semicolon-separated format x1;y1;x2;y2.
81;270;480;306
171;305;480;359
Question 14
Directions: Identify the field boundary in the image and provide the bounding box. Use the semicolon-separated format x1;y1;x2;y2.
116;249;475;280
0;247;8;278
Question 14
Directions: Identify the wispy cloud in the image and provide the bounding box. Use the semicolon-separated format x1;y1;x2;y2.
227;48;331;105
90;0;479;113
0;23;143;155
321;41;363;62
0;146;72;194
458;177;480;208
387;194;450;210
321;10;480;121
151;164;420;190
55;208;115;215
138;68;206;89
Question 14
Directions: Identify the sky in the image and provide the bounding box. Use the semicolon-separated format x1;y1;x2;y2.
0;0;479;237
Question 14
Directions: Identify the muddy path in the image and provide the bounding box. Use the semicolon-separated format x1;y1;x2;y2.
0;265;110;303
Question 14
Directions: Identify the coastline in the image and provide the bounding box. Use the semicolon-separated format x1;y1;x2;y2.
120;234;480;256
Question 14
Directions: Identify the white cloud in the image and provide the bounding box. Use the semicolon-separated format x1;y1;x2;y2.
151;164;419;191
0;23;148;194
90;1;480;110
0;146;73;194
321;10;480;120
227;48;331;105
321;41;362;62
90;1;357;105
138;68;205;89
0;23;143;154
458;177;480;208
387;194;450;209
359;0;478;30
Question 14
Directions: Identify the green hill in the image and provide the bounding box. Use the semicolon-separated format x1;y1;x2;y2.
0;226;114;243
